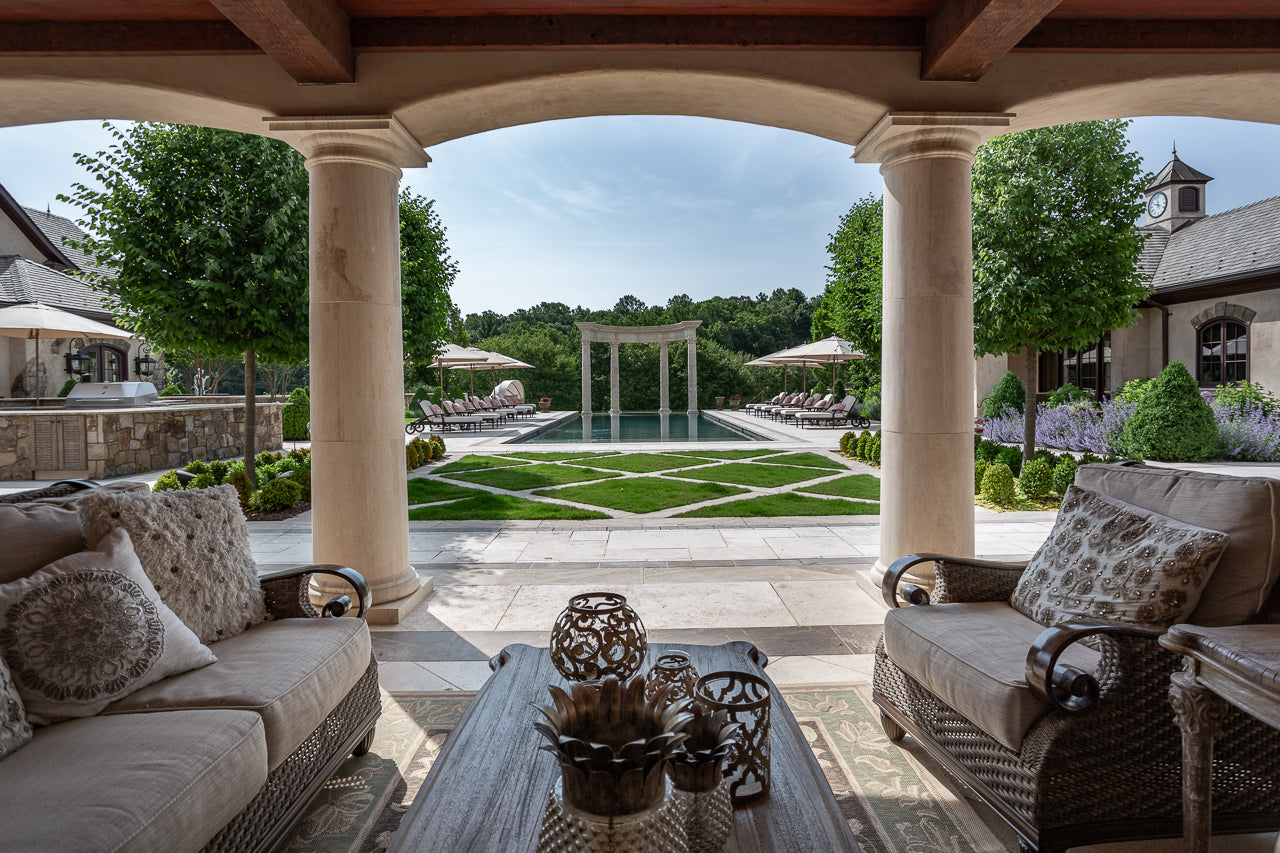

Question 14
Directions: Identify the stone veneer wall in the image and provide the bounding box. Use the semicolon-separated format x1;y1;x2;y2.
0;402;283;481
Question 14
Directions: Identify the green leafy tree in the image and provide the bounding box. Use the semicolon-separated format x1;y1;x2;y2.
812;194;883;400
972;120;1151;464
400;190;461;388
63;123;309;484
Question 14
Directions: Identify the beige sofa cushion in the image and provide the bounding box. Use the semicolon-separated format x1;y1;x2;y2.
1076;464;1280;626
0;708;267;853
0;481;149;584
883;601;1100;752
105;617;371;770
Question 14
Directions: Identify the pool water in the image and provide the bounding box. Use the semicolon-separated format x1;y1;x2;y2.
514;412;769;444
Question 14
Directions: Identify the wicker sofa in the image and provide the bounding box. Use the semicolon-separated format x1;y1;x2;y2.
0;480;380;853
875;463;1280;853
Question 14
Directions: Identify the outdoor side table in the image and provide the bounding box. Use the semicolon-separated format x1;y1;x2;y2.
1161;623;1280;853
388;641;859;853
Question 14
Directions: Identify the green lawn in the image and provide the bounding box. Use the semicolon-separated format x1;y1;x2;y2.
664;449;774;461
502;451;618;462
407;478;485;505
568;453;701;474
537;477;746;513
446;463;620;491
675;493;882;518
756;452;847;470
408;493;609;520
432;454;529;475
797;474;881;501
666;461;830;488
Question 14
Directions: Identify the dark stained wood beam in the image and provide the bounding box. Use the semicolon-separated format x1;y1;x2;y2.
922;0;1061;81
1019;19;1280;53
0;21;256;55
208;0;353;83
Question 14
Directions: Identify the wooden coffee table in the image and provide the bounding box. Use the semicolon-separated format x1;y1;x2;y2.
389;641;859;852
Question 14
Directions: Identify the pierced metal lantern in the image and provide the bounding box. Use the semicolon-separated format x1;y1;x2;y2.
549;592;647;682
694;671;771;804
645;650;699;704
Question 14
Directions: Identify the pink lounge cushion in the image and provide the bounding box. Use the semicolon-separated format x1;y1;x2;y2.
0;529;216;725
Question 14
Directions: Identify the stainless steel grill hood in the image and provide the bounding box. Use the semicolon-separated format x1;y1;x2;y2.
64;381;159;408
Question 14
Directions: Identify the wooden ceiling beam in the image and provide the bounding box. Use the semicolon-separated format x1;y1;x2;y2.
1019;19;1280;52
922;0;1061;81
208;0;353;83
0;21;256;55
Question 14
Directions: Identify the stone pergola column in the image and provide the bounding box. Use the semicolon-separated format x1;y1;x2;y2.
609;341;621;415
581;339;592;414
266;116;431;617
854;112;1012;586
686;332;698;413
659;341;670;414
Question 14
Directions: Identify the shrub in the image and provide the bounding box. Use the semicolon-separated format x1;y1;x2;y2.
256;450;280;468
839;431;856;454
429;434;445;457
1212;381;1280;415
189;471;216;490
1118;377;1153;404
159;383;185;396
975;439;1002;463
183;459;210;475
407;441;423;471
975;460;988;493
227;469;252;510
854;432;868;460
997;445;1023;478
288;447;310;463
152;471;184;492
869;432;882;465
1033;449;1057;466
980;463;1016;506
1123;362;1220;462
1047;383;1092;407
282;387;310;441
983;371;1025;420
209;460;229;484
1080;452;1104;465
292;467;311;501
256;477;302;512
1052;455;1079;494
1019;458;1053;500
57;379;77;397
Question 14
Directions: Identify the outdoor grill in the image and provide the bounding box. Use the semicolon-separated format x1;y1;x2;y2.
64;381;159;408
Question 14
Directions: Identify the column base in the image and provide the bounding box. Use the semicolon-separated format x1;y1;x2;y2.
363;575;434;626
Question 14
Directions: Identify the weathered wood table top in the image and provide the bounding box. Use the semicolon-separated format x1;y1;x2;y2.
389;641;859;853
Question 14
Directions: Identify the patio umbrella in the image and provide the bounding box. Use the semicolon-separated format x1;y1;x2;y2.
443;346;504;396
428;343;493;396
0;302;132;406
474;351;533;394
746;353;827;395
769;335;866;390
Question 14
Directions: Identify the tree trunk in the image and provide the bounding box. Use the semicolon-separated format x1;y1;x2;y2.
1023;345;1038;465
244;347;256;488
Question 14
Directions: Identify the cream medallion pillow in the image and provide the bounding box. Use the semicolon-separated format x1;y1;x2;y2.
1011;484;1229;629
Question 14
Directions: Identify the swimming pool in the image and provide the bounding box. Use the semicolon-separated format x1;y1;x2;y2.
513;412;770;444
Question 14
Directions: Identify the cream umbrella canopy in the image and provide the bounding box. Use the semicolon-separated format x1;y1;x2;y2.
0;302;132;406
768;335;866;390
745;353;827;395
428;342;494;396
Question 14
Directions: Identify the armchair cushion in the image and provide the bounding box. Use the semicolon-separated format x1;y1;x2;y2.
1011;485;1228;630
79;485;267;645
883;601;1099;751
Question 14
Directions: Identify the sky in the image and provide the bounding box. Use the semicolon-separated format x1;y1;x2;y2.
2;115;1279;318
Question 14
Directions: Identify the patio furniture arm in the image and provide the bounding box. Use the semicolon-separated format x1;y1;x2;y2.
1026;618;1165;714
882;553;1027;608
259;563;372;619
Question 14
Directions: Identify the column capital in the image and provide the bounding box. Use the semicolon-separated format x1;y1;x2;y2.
853;112;1014;170
264;115;430;174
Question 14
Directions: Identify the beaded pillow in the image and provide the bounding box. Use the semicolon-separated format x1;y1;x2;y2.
0;529;216;725
1011;484;1229;629
0;652;31;758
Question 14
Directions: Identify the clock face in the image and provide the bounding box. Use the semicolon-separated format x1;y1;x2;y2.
1148;191;1168;218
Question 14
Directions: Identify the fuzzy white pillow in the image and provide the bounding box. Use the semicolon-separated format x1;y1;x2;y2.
79;485;267;645
0;529;216;725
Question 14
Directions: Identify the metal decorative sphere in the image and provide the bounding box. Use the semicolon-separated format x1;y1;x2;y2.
549;592;647;682
645;650;699;704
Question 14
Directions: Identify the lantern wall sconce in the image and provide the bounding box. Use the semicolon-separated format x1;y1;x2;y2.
63;338;86;375
134;344;158;378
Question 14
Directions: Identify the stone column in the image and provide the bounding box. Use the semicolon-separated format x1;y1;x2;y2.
265;116;430;614
854;112;1012;587
609;341;621;415
686;334;698;413
581;338;592;414
659;341;670;414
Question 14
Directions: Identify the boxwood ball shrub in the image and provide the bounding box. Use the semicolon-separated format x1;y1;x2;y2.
869;432;882;465
1019;457;1053;500
975;439;1002;463
1052;455;1079;494
1122;361;1220;462
152;471;183;492
975;460;988;493
980;462;1016;506
189;472;216;490
997;445;1023;478
292;468;311;501
839;431;856;454
183;459;210;475
159;384;185;397
209;460;229;484
983;371;1025;420
257;477;302;512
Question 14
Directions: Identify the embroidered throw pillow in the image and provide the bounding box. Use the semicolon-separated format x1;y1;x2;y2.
0;653;31;758
0;529;216;725
1011;484;1229;629
79;485;267;645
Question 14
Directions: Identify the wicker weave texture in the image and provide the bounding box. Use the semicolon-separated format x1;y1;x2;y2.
0;482;86;504
931;559;1026;605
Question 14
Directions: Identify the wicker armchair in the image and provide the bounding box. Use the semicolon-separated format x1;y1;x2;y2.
874;464;1280;853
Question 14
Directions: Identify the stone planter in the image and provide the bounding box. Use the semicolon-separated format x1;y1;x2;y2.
714;396;724;409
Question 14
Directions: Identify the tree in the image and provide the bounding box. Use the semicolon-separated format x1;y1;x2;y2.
972;120;1150;463
400;190;461;389
64;123;310;485
812;194;883;398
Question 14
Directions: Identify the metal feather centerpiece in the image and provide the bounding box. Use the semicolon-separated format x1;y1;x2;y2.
535;675;695;853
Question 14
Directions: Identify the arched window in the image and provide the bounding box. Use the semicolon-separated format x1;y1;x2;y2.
1198;319;1248;385
1178;186;1200;212
78;344;128;383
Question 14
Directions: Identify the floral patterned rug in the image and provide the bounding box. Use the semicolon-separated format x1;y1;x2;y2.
280;684;1008;852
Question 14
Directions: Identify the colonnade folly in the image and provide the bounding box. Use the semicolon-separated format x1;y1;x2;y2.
576;321;701;414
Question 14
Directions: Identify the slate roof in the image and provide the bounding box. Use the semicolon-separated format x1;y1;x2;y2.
1146;152;1213;191
21;206;115;279
0;254;115;319
1142;195;1280;291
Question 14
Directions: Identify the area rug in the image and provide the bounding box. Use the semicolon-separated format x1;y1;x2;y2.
279;684;1008;852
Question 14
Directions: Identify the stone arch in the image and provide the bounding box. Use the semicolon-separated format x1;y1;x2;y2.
1191;302;1256;328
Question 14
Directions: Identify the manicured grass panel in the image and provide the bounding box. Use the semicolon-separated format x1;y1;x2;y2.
664;449;773;460
568;454;701;474
537;477;746;513
408;494;609;520
675;493;882;518
756;452;847;470
797;474;881;501
407;478;485;505
446;463;620;491
666;462;829;488
502;451;618;461
433;454;529;474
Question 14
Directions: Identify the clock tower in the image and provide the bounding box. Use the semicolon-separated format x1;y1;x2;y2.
1143;147;1212;233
